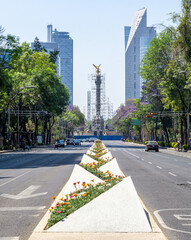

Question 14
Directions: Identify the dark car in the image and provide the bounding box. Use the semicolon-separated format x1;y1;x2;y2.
74;139;81;146
145;141;159;152
55;140;65;148
89;138;96;142
66;138;75;145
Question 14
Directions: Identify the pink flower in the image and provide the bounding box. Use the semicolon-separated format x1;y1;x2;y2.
56;211;61;214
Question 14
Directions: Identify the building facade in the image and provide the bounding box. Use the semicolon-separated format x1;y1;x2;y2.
31;25;73;104
124;8;156;101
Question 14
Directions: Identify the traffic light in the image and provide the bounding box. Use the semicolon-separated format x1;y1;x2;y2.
150;112;158;116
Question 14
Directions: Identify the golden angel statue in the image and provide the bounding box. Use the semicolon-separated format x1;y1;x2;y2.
92;64;101;76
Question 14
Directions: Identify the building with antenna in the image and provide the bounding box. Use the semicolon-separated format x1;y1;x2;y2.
124;8;156;101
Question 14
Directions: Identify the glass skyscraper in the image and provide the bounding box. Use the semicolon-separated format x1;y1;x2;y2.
124;8;156;101
32;25;73;104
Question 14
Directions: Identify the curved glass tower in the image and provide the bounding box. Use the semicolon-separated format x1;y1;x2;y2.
124;8;156;101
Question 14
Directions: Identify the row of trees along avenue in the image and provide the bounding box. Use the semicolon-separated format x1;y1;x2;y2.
113;0;191;147
0;29;84;149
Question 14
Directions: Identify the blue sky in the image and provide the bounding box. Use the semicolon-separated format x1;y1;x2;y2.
1;0;182;113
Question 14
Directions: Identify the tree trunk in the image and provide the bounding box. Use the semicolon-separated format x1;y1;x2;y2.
160;117;169;143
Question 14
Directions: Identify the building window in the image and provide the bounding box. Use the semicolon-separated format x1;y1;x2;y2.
134;82;136;89
134;46;136;53
134;64;136;71
134;73;136;80
134;55;136;62
134;38;136;44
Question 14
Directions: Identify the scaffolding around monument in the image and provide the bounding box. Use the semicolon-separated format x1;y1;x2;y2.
87;74;113;121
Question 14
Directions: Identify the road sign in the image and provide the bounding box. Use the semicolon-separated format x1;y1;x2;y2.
132;119;141;125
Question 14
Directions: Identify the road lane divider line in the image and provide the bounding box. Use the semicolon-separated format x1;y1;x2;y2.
168;172;177;177
0;237;20;240
124;150;140;159
157;166;162;169
148;162;152;164
0;206;45;211
141;158;144;161
187;181;191;184
0;170;32;188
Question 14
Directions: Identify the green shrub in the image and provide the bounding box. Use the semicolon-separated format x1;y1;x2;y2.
171;142;176;148
173;142;178;148
145;141;148;145
37;142;43;145
0;145;4;151
164;142;171;147
182;144;188;150
4;145;8;150
158;141;165;146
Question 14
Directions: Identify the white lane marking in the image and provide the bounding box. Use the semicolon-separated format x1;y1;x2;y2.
157;166;162;169
168;172;177;177
148;162;152;164
174;214;191;220
154;208;191;234
124;150;140;159
0;206;45;211
187;181;191;184
141;158;144;161
0;237;19;240
182;224;191;226
1;185;47;200
0;171;32;188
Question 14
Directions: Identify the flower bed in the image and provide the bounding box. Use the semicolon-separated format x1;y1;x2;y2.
79;162;123;181
86;153;112;162
47;139;124;229
48;177;122;228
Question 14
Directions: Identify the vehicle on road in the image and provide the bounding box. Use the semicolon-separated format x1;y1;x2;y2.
74;139;81;146
145;141;159;152
55;140;65;148
89;137;96;142
66;138;75;145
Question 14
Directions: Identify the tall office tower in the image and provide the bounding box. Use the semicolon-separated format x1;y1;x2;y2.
32;25;73;104
50;25;73;104
124;8;156;101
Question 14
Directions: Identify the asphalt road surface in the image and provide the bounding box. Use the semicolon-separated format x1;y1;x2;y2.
105;140;191;240
0;141;191;240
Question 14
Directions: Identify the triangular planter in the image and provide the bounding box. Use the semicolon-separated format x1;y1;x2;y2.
99;158;125;177
99;151;113;161
87;148;109;156
80;154;99;165
62;165;104;197
47;177;152;233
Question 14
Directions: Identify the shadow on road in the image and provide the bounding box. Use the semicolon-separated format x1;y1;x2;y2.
0;148;83;170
